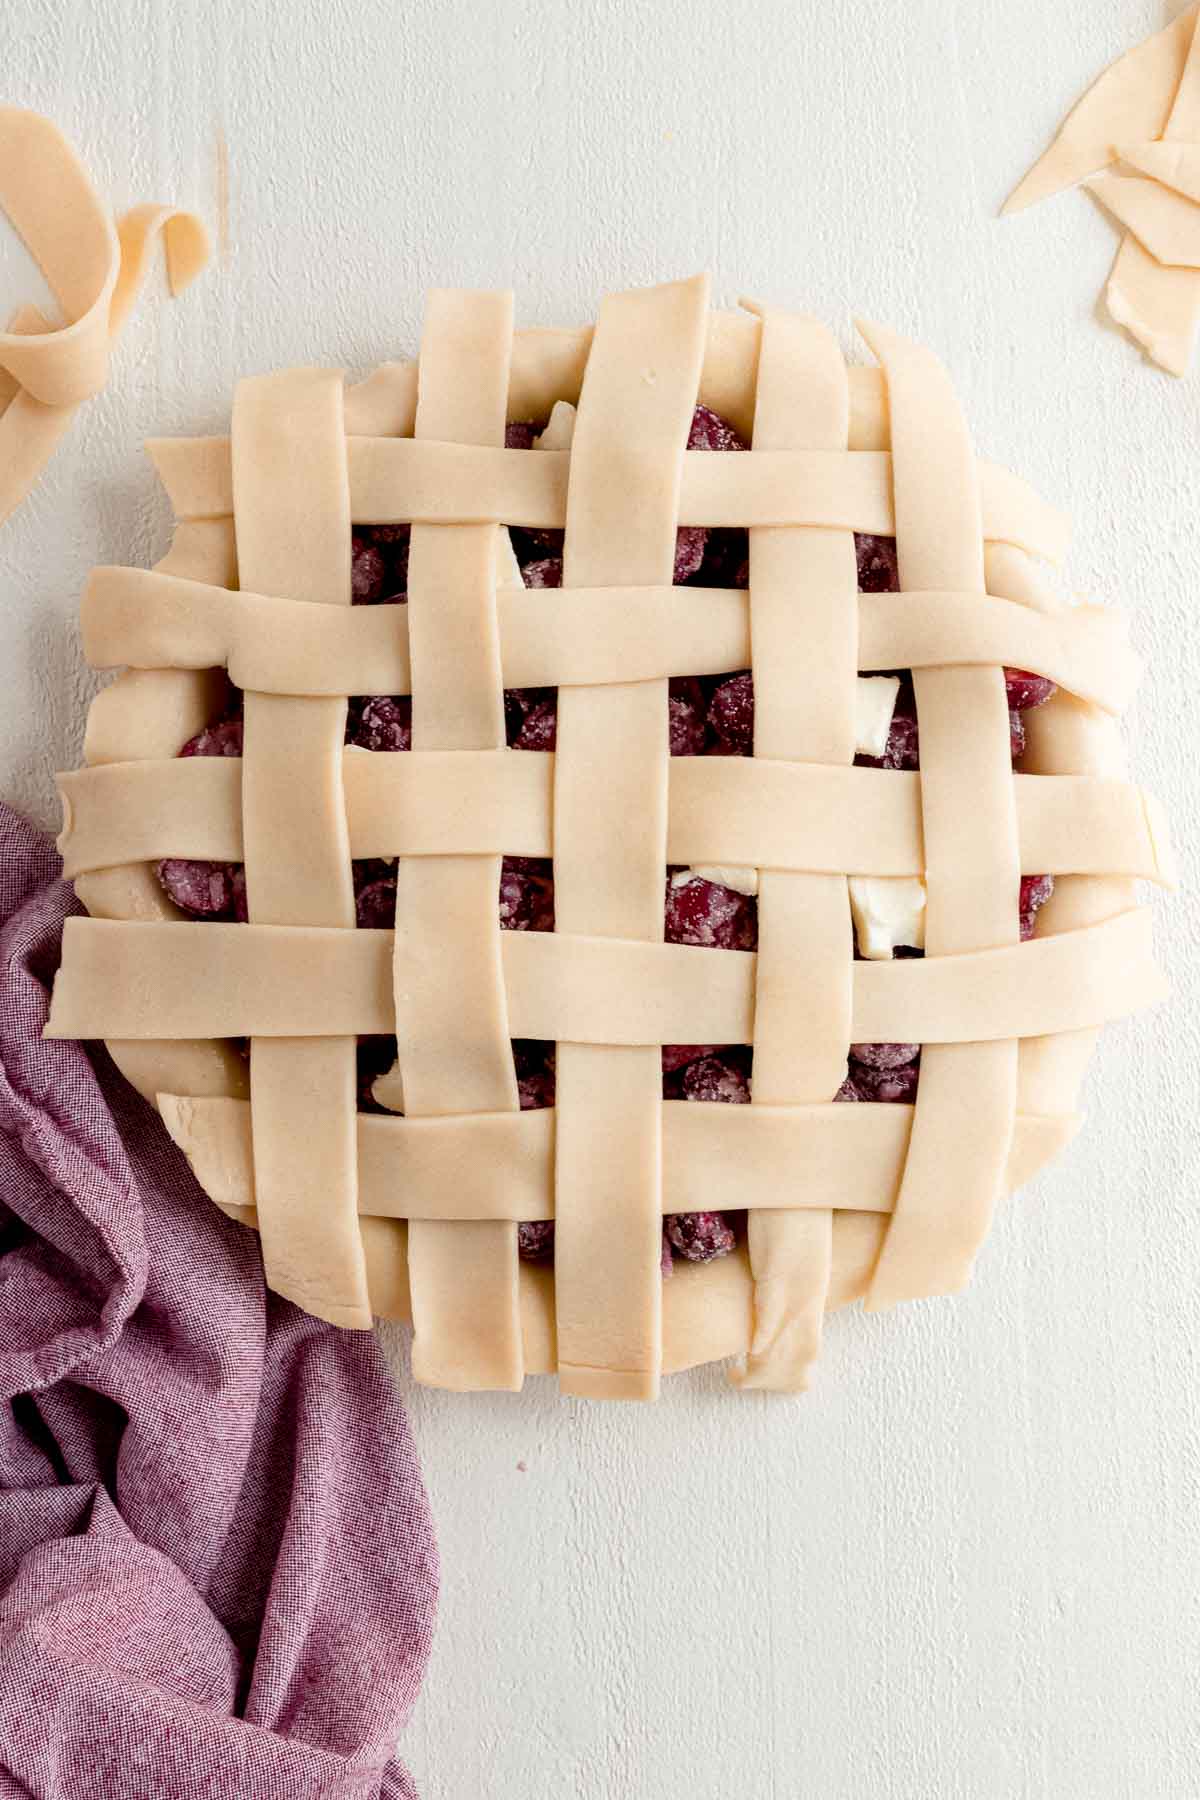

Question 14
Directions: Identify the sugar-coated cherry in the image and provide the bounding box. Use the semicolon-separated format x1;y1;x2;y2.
707;672;755;757
1004;667;1056;711
346;694;412;753
664;875;758;951
1019;873;1053;940
499;857;555;933
855;533;900;593
665;1211;737;1262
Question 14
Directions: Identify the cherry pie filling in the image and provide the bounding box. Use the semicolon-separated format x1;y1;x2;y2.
156;408;1056;1273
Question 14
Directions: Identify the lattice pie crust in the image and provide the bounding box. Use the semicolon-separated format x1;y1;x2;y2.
46;276;1173;1398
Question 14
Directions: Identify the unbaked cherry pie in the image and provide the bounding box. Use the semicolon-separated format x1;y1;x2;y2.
46;276;1172;1397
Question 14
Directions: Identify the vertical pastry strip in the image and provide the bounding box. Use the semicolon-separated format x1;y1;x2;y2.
401;289;525;1391
733;309;855;1391
233;368;370;1328
553;275;709;1399
860;323;1020;1309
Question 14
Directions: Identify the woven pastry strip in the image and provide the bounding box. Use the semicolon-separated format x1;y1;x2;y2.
57;756;1171;888
49;908;1158;1050
78;569;1140;709
152;1098;1075;1226
44;279;1173;1395
552;274;708;1400
398;290;524;1391
147;436;1068;560
232;369;370;1329
733;307;855;1390
861;324;1020;1310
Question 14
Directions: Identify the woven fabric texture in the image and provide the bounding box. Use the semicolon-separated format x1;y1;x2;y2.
0;803;438;1799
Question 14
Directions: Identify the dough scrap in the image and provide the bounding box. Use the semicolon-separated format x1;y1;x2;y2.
1003;6;1200;373
0;109;209;523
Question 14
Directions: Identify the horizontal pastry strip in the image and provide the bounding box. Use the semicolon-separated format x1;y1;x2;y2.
46;905;1163;1046
82;568;1137;712
56;753;1176;890
157;1091;1078;1223
144;438;1069;562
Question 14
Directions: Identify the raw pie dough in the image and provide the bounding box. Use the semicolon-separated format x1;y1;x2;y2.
1004;1;1200;374
45;275;1173;1398
0;108;209;524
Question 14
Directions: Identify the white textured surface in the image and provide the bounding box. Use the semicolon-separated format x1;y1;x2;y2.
4;2;1199;1794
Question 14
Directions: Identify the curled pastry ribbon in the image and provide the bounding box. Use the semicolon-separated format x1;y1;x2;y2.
0;107;210;524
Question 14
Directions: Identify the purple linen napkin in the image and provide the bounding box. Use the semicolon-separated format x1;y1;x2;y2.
0;802;438;1798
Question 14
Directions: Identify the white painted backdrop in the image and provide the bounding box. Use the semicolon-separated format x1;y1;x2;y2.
4;1;1198;1793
